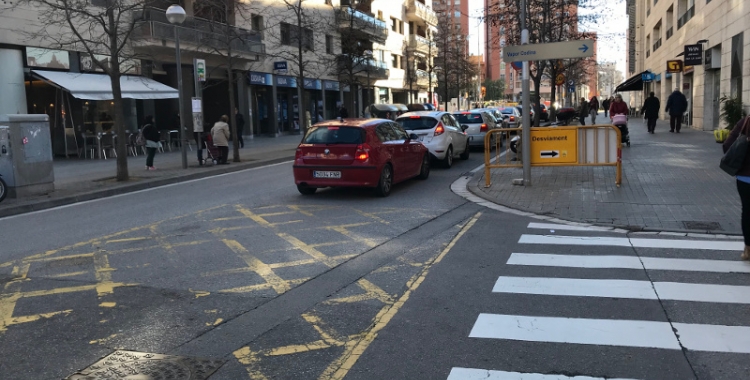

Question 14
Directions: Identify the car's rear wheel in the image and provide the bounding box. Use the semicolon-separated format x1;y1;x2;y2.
459;142;470;160
375;164;393;197
297;185;317;195
0;177;6;203
417;154;430;179
442;146;453;168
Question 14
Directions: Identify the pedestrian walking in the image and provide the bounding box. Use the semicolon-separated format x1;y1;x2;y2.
338;105;349;120
578;98;589;125
665;88;688;133
722;115;750;260
609;94;629;119
641;92;661;134
589;96;600;124
211;115;231;164
235;107;245;148
141;115;160;170
194;118;205;165
602;97;610;117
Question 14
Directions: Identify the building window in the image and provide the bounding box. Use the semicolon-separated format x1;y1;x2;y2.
325;35;334;54
280;22;314;51
251;15;264;35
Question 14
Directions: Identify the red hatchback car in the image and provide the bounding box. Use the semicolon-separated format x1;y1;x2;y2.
293;118;431;197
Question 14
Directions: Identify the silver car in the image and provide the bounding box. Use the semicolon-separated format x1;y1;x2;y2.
500;106;523;128
396;111;470;168
453;110;501;147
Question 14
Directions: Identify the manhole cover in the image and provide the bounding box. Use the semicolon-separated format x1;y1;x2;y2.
683;221;722;231
66;350;224;380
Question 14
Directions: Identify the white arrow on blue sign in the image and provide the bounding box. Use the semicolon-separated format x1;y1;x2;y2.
502;40;595;63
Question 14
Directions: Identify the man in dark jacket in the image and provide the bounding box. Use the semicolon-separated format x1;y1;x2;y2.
235;107;245;148
665;88;688;133
641;92;661;134
602;97;611;117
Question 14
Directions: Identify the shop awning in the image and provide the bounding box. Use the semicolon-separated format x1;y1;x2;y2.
615;71;650;93
31;70;178;100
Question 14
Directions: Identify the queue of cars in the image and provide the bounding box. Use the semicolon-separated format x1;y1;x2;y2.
292;108;507;197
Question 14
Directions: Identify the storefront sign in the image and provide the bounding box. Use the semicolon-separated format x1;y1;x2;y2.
642;72;655;82
248;72;272;86
666;60;683;74
683;65;694;74
323;80;339;91
303;78;321;90
275;75;297;88
274;61;288;71
195;59;206;82
683;44;703;66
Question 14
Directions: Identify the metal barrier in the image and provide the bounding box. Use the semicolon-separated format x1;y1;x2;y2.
484;125;622;188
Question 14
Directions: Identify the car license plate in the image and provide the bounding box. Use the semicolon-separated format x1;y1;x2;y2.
418;135;426;141
313;171;341;179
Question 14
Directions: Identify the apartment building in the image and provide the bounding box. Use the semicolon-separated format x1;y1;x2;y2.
630;0;749;130
0;0;438;151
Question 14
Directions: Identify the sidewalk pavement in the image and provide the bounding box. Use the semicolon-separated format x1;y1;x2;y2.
0;134;301;217
470;115;742;235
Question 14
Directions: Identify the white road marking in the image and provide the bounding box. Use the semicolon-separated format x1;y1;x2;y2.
526;222;616;232
470;314;750;353
469;314;682;350
492;277;750;304
447;367;639;380
518;234;743;251
507;253;750;273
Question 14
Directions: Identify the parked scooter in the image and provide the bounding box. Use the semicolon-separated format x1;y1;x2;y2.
0;174;6;203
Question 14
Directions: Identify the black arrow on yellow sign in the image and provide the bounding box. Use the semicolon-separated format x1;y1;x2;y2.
541;150;559;158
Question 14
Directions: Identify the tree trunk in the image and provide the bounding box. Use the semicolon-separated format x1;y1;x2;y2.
108;9;128;181
228;67;239;162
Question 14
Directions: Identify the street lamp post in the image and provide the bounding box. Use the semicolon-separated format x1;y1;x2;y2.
166;5;188;169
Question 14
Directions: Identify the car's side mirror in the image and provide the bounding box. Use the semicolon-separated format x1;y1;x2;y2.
461;125;469;131
408;133;419;141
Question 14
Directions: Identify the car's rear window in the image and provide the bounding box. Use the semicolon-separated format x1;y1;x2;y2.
395;117;438;130
453;113;483;123
501;107;515;114
302;126;365;144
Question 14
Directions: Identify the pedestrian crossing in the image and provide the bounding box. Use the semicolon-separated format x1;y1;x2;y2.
447;223;750;380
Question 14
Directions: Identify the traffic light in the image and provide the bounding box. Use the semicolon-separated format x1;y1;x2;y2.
481;86;486;98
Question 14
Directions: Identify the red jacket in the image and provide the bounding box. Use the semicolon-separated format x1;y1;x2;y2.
609;101;629;116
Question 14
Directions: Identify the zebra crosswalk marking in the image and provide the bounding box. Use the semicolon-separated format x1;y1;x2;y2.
447;367;639;380
507;253;750;273
518;234;743;251
492;276;750;304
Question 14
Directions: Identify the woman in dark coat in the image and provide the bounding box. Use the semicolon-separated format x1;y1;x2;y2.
142;115;160;170
641;92;661;134
722;116;750;260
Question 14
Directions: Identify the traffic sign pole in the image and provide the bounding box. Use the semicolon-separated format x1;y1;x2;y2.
521;0;531;186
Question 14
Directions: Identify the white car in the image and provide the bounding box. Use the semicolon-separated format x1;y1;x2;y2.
395;111;470;168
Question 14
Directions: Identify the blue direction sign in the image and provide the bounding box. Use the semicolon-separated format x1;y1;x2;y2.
502;40;595;63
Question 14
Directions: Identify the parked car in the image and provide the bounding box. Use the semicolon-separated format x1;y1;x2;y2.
452;110;501;148
516;105;534;121
478;108;507;128
395;111;470;168
538;104;549;122
407;103;436;112
293;119;430;197
500;106;523;128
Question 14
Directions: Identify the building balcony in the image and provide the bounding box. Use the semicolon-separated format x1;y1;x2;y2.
335;7;388;44
415;69;437;88
677;6;695;29
666;27;673;40
336;55;389;80
653;38;662;52
408;34;437;56
406;0;438;26
132;8;264;57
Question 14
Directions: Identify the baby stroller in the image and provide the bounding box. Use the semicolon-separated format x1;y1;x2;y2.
202;133;220;165
612;114;630;147
555;107;578;125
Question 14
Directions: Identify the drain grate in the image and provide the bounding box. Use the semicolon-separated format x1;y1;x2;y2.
683;221;722;231
66;350;224;380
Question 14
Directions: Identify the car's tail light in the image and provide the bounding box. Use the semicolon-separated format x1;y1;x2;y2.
509;116;515;122
355;143;371;161
410;116;421;119
480;124;488;132
434;122;445;136
295;148;303;160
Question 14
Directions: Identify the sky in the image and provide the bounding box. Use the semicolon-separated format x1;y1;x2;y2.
467;0;629;75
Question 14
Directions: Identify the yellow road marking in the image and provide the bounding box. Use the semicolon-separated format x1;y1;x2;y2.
222;240;291;294
233;347;271;380
99;302;116;308
89;333;119;345
257;211;296;218
48;271;89;278
220;278;310;294
206;318;223;326
320;212;481;380
353;209;390;225
6;310;72;327
93;251;117;297
105;237;149;244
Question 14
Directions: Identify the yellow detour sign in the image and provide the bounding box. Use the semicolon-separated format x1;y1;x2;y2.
530;128;577;164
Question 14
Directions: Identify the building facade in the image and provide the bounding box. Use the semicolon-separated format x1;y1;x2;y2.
633;0;749;130
0;0;439;153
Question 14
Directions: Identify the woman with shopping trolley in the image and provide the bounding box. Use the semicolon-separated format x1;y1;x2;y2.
609;94;631;147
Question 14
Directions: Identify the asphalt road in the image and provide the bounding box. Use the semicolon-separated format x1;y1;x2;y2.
1;147;747;380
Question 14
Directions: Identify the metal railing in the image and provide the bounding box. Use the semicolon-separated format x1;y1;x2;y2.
406;0;438;26
335;7;388;42
483;125;622;188
415;69;437;86
653;38;662;52
677;6;695;29
336;55;389;78
133;8;265;55
666;27;673;39
408;34;436;55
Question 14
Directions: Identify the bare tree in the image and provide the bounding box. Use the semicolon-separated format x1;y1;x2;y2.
258;0;332;133
486;0;607;124
19;0;159;181
191;0;264;161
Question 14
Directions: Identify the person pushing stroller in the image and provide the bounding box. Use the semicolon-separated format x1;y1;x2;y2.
609;94;630;146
